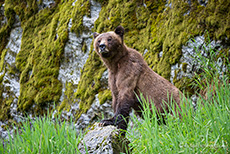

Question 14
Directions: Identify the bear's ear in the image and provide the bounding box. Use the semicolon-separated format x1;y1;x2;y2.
93;32;100;39
115;26;124;39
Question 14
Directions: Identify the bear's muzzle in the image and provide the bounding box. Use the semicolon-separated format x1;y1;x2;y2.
99;44;109;54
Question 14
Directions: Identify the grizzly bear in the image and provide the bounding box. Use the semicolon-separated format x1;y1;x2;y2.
93;26;183;132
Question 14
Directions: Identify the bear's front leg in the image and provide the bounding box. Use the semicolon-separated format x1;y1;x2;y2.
99;69;139;132
99;99;132;132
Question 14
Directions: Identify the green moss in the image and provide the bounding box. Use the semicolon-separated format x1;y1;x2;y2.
182;62;188;72
0;98;14;120
0;7;15;55
0;0;90;116
71;0;91;36
16;8;62;112
82;41;87;53
0;49;7;72
74;52;107;116
98;89;112;105
0;73;3;83
58;82;77;112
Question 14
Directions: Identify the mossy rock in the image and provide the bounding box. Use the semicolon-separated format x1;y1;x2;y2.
0;0;230;121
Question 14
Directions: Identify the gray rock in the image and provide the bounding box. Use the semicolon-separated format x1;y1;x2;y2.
170;35;225;84
74;96;113;133
58;0;101;102
78;123;130;154
0;16;23;139
38;0;55;10
0;4;7;27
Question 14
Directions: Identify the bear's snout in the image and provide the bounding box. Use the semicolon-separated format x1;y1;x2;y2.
99;44;106;51
98;43;109;55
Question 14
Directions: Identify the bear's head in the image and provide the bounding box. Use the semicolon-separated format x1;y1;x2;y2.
93;26;125;58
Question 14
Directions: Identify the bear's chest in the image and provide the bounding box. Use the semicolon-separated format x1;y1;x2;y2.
108;72;120;97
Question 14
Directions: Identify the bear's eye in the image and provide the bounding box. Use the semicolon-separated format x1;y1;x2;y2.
98;40;101;43
108;38;112;42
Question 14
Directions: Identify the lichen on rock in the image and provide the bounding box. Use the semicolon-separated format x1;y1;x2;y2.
78;123;130;154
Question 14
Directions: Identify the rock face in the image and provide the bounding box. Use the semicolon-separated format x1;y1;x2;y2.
0;0;229;138
78;123;130;154
58;0;101;103
0;14;22;121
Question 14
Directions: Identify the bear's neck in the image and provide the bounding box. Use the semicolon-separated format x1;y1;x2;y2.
103;45;128;72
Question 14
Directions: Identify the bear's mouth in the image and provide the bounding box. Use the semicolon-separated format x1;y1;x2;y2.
99;49;110;58
101;52;111;58
99;48;109;54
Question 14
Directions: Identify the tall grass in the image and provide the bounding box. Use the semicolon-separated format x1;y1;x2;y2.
127;37;230;153
0;115;83;154
127;79;230;153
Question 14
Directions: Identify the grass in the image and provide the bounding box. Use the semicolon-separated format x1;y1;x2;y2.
127;78;230;153
0;115;83;154
1;82;228;154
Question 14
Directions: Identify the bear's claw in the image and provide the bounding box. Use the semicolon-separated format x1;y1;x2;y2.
99;119;114;127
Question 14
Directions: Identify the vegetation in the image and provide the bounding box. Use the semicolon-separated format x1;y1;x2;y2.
1;77;229;153
0;115;83;153
127;78;229;153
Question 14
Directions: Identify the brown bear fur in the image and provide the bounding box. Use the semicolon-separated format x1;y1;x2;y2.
93;26;183;132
